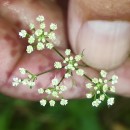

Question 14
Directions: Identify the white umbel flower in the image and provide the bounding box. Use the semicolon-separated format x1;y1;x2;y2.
35;29;43;36
28;36;35;44
100;94;105;101
40;99;47;106
59;85;67;92
19;30;27;38
54;62;62;69
49;100;55;106
48;32;56;40
112;75;118;84
107;98;114;106
65;49;71;56
75;55;82;61
92;78;98;84
110;86;115;92
52;78;59;86
76;69;84;76
46;43;54;49
26;45;33;54
36;15;44;22
52;91;58;98
60;99;68;106
100;70;107;78
65;73;71;78
45;89;51;94
29;23;35;30
40;23;46;29
19;68;26;75
12;77;21;87
92;99;101;107
37;42;45;50
38;88;44;94
86;83;93;89
86;93;93;98
103;84;108;92
50;23;57;30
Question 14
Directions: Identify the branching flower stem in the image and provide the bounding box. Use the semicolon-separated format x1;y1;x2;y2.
53;47;65;59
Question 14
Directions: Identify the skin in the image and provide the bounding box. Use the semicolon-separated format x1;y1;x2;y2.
0;0;130;100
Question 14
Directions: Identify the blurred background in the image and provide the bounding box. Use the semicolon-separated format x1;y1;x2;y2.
0;94;130;130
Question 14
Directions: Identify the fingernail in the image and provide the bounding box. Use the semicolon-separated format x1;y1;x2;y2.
76;21;130;70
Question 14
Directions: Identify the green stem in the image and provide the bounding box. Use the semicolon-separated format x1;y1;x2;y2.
58;75;65;86
83;74;92;82
53;47;65;59
36;68;56;76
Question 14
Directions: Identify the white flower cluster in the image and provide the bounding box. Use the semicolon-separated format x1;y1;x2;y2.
19;15;57;54
53;49;84;78
12;68;36;88
86;70;118;107
38;78;68;107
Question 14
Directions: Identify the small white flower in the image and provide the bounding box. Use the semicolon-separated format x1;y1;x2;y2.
40;99;47;106
86;93;93;98
75;55;82;61
28;81;35;87
28;36;35;44
36;15;44;22
103;84;108;92
48;32;56;40
65;49;71;56
98;78;103;83
52;91;58;98
22;79;28;85
92;99;101;107
49;100;55;106
104;80;108;83
52;78;59;86
26;45;33;54
19;68;26;75
46;43;54;49
29;23;35;30
35;29;43;36
92;78;98;84
100;94;105;101
40;23;46;29
112;75;118;84
37;42;45;50
60;85;67;92
100;70;107;78
76;69;84;76
38;88;44;94
54;62;62;69
19;30;27;38
60;99;68;106
97;90;100;94
86;83;93;89
110;86;115;92
44;32;48;36
107;98;114;106
45;89;51;94
65;73;71;78
50;23;57;30
12;77;21;87
94;86;98;90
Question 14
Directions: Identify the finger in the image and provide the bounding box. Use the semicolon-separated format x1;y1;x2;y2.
0;0;67;48
68;0;130;70
0;0;96;100
109;57;130;97
4;50;97;100
0;18;25;87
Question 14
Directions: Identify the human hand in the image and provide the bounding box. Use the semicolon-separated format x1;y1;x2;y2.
0;0;130;100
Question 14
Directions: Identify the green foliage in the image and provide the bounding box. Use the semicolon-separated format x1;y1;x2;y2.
0;94;130;130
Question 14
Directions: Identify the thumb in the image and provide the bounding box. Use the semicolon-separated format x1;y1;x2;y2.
68;0;130;70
